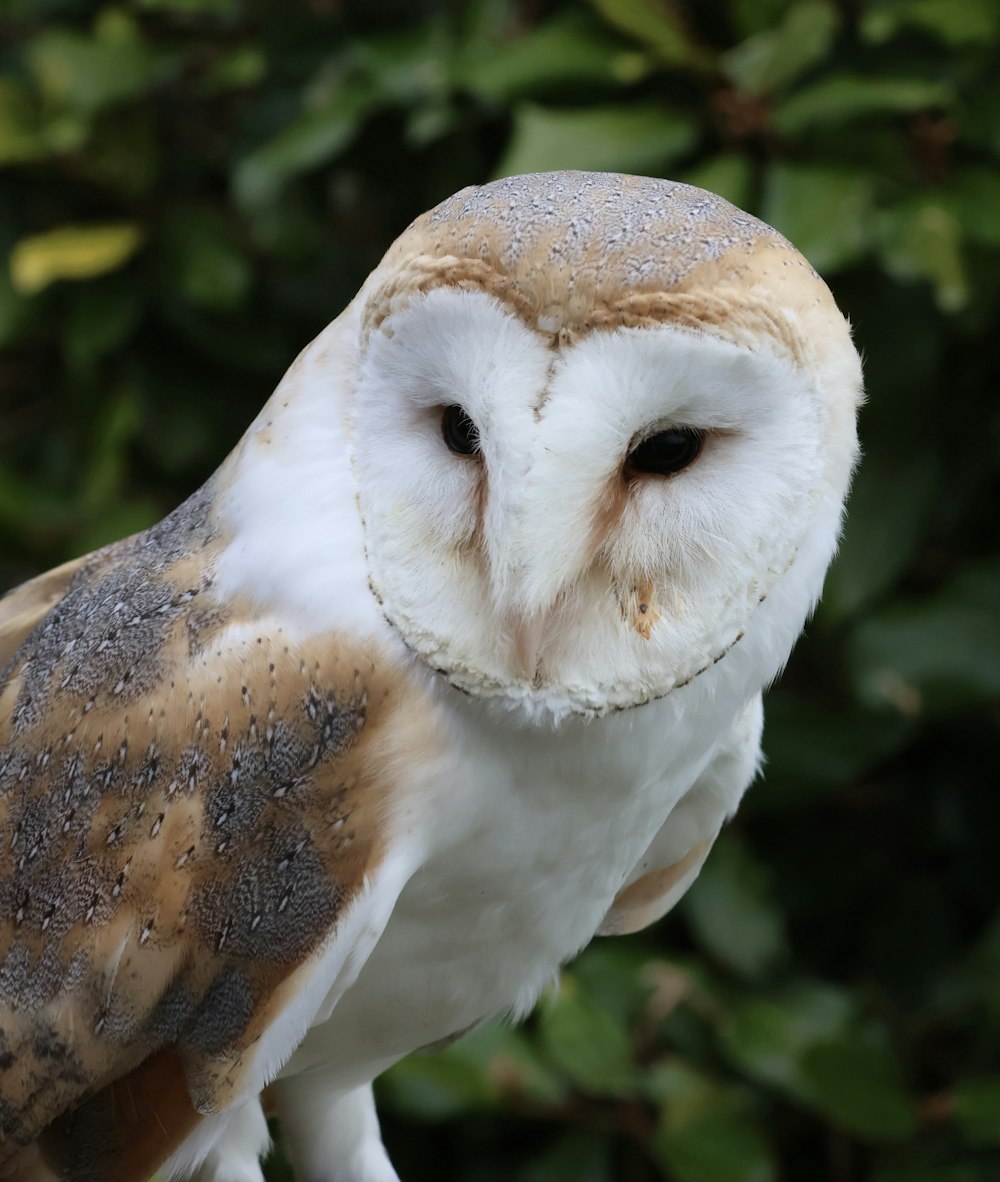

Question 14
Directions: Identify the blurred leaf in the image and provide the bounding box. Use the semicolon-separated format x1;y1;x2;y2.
74;497;160;554
799;1035;919;1141
762;163;873;271
680;154;754;209
951;1077;1000;1146
496;103;695;178
196;45;267;95
942;167;1000;248
877;200;968;311
717;982;853;1096
822;449;943;622
0;255;30;346
9;223;143;294
79;384;143;512
721;0;838;95
962;78;1000;155
774;74;951;135
64;277;140;368
517;1131;610;1182
758;693;913;811
872;1162;981;1182
849;559;1000;714
651;1064;776;1182
234;88;375;207
458;12;626;102
378;1048;500;1121
681;834;786;983
0;78;43;165
135;0;237;12
25;10;167;116
75;108;159;197
537;976;636;1095
654;1112;776;1182
157;205;253;312
730;0;796;38
588;0;714;70
862;0;1000;47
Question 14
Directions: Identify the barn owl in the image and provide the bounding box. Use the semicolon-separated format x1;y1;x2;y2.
0;171;861;1182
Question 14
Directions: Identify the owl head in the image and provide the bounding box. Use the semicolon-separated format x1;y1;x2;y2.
350;172;861;718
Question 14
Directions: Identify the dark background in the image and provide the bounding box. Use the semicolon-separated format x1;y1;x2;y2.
1;1;999;1179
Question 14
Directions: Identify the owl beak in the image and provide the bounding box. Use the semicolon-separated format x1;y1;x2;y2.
511;607;552;681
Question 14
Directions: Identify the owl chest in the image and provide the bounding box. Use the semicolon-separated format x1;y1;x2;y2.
288;699;712;1085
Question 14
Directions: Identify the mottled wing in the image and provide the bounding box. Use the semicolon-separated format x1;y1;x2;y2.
0;487;407;1180
598;695;763;936
0;555;93;673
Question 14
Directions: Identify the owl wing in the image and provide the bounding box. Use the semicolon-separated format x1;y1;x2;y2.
0;495;414;1182
598;695;763;936
0;554;94;672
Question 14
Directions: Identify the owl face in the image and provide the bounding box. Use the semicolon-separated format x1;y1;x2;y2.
351;173;861;717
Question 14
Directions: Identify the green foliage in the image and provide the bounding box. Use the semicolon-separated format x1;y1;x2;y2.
1;0;997;1178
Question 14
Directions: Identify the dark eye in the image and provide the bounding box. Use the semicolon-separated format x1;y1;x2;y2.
626;427;705;477
441;405;481;457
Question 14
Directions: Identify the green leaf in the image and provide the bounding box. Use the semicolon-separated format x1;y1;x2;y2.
680;155;754;210
134;0;238;13
953;1077;1000;1146
9;222;143;294
458;12;627;102
64;277;140;369
730;0;796;38
517;1131;610;1182
721;0;838;96
588;0;714;71
861;0;1000;47
26;11;167;116
877;199;968;312
718;983;853;1097
821;448;943;622
233;89;374;207
654;1111;776;1182
762;163;873;272
872;1162;981;1182
157;205;253;312
943;167;1000;248
537;976;637;1095
848;560;1000;714
799;1036;919;1141
0;78;43;165
681;834;786;983
758;694;913;811
377;1047;500;1121
379;1019;567;1120
0;255;30;348
650;1064;776;1182
774;74;951;136
496;103;695;179
195;44;267;96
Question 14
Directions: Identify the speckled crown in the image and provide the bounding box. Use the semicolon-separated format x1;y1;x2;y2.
362;171;842;368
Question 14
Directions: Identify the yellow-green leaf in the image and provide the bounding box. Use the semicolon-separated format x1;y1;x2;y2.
10;223;143;295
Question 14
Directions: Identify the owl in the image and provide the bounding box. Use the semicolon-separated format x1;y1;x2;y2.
0;171;861;1182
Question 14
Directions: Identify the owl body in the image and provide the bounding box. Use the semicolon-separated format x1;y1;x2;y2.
0;172;861;1182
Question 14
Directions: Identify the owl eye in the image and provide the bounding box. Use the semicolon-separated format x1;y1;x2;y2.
627;427;705;477
441;405;481;457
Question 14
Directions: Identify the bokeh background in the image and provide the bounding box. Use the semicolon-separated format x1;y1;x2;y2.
1;0;999;1178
